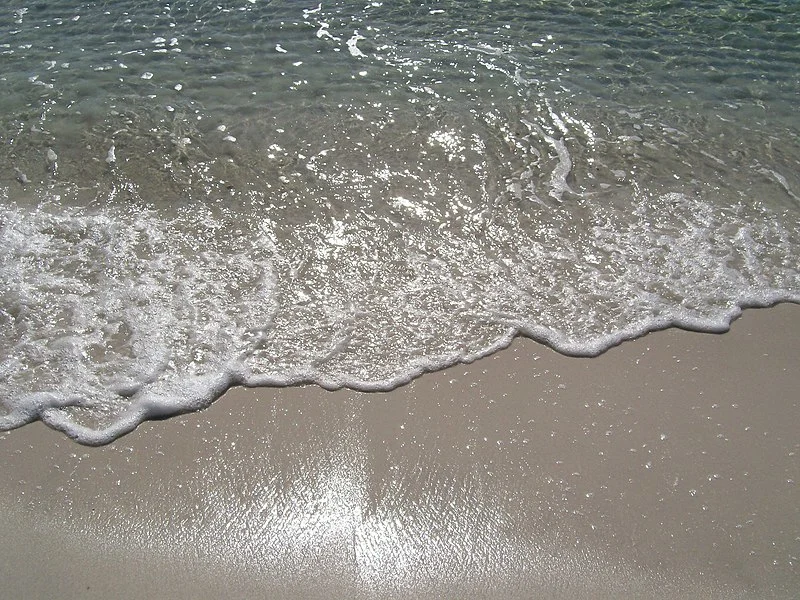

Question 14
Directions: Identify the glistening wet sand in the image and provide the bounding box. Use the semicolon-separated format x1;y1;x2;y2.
1;304;798;599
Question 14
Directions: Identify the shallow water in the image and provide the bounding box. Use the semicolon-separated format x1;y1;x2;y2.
1;0;799;443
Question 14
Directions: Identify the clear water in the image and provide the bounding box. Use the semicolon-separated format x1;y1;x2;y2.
1;0;798;444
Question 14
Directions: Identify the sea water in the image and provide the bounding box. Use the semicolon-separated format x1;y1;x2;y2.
1;0;798;444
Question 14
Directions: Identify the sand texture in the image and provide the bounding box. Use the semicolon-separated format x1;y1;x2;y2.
1;304;798;599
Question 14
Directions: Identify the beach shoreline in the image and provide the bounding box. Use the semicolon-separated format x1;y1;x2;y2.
1;303;798;599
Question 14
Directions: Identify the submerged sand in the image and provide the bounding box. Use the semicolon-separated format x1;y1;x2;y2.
1;304;798;599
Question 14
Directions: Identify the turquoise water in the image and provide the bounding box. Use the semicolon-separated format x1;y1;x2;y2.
1;0;799;444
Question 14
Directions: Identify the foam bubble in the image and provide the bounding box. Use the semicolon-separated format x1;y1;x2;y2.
347;31;367;57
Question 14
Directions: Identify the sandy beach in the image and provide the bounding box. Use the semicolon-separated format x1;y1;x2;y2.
1;303;798;599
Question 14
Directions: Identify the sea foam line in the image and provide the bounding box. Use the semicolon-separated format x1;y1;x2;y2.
2;295;799;446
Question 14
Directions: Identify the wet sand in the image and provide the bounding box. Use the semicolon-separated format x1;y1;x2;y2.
1;304;798;599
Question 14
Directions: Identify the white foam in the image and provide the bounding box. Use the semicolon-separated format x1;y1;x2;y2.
1;0;799;447
1;177;797;446
521;118;574;202
316;23;341;42
347;31;367;57
303;3;322;18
